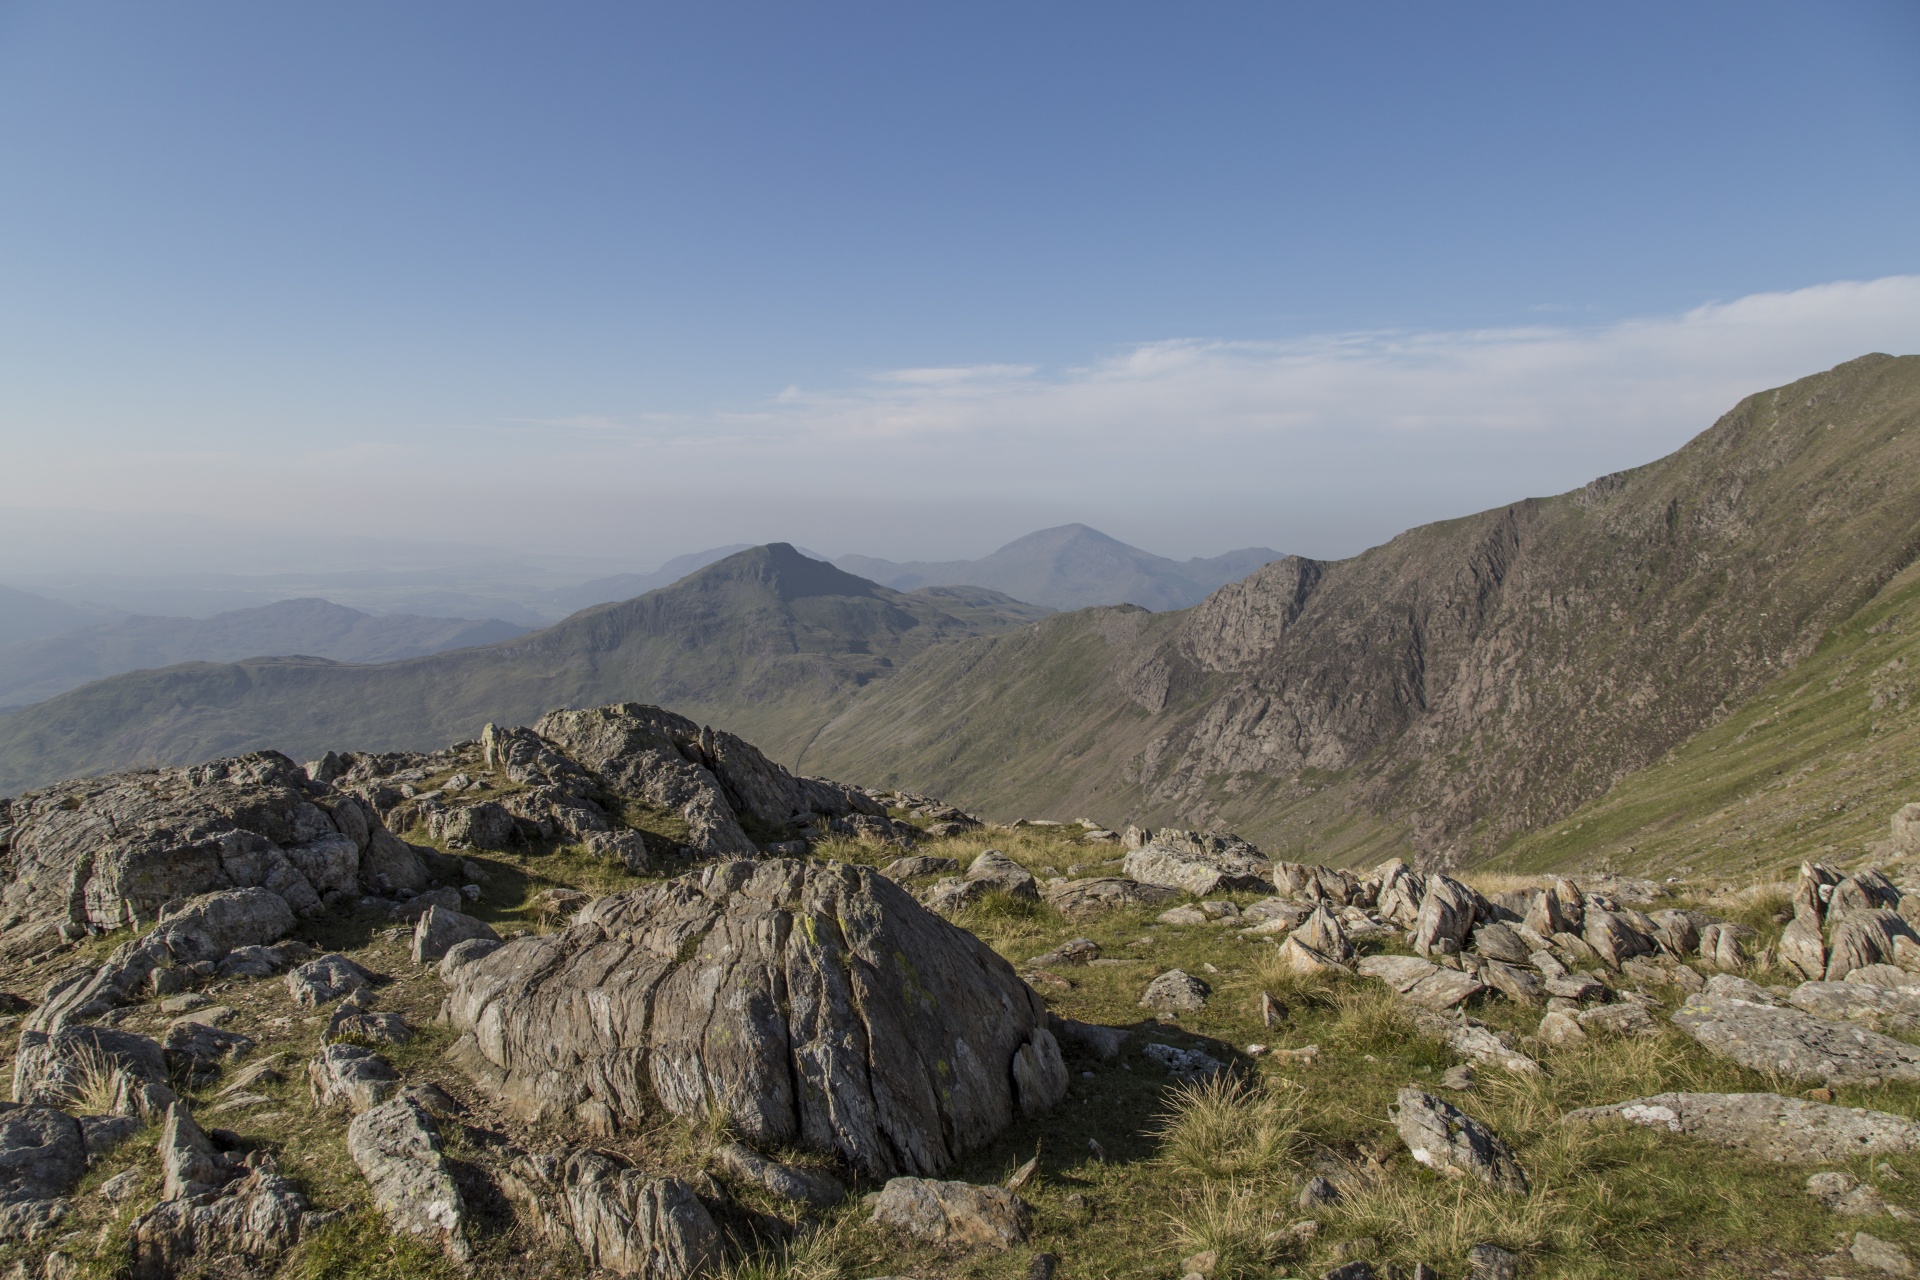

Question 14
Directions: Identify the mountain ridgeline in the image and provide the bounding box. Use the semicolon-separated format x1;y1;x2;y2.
0;547;1047;794
800;354;1920;868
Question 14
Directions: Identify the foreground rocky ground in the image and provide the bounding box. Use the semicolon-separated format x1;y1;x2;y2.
4;703;1920;1279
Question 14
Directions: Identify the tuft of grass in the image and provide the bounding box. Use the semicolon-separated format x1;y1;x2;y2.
1250;944;1338;1006
1164;1183;1279;1280
1153;1072;1307;1182
282;1210;461;1280
62;1041;127;1117
715;1221;853;1280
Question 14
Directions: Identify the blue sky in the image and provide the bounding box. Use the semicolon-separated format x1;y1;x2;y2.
1;1;1916;565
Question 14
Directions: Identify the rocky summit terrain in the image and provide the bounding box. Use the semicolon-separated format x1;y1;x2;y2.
7;703;1920;1278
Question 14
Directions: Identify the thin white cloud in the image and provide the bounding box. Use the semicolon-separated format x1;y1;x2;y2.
4;276;1917;564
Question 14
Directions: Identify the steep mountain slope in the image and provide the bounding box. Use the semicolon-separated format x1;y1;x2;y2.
835;524;1282;611
0;545;1048;793
803;354;1920;868
1491;551;1920;883
0;597;527;709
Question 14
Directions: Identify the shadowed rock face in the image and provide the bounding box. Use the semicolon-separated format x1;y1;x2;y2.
445;858;1066;1177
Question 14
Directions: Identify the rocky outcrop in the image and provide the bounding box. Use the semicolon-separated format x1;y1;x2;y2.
1567;1093;1920;1162
310;1043;401;1113
0;752;420;944
1121;829;1271;896
27;888;297;1031
286;953;376;1008
501;1149;720;1279
496;703;883;858
347;1095;469;1259
129;1164;313;1280
445;858;1065;1177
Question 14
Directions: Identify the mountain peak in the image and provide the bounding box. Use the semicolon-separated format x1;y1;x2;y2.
669;543;884;603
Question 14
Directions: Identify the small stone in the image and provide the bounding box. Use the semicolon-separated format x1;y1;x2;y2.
1298;1176;1339;1209
870;1176;1031;1250
159;993;210;1014
1394;1089;1528;1194
1467;1242;1521;1280
1854;1232;1914;1276
1442;1064;1477;1091
1139;969;1210;1013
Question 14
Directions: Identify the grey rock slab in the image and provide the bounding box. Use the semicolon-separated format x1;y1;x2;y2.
965;850;1038;899
1394;1089;1528;1194
1139;969;1210;1013
285;953;375;1008
347;1095;469;1259
1122;834;1270;897
713;1141;845;1207
162;1018;255;1077
501;1149;720;1279
1576;1002;1658;1037
309;1043;401;1113
158;1102;233;1200
1041;877;1178;920
411;905;499;964
1466;1243;1521;1280
1566;1091;1920;1162
1357;954;1485;1010
1855;1231;1915;1276
0;1105;86;1204
1792;980;1920;1030
1672;994;1920;1085
327;1010;412;1046
871;1176;1032;1250
444;858;1064;1178
436;935;502;981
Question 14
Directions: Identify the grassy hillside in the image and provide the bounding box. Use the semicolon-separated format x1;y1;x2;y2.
0;546;1047;794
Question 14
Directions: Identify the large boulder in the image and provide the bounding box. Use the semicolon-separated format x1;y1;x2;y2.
503;1150;720;1278
1566;1092;1920;1162
445;858;1066;1177
411;906;499;965
1411;877;1478;957
1122;830;1270;896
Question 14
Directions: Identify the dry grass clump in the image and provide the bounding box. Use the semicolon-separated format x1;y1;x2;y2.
62;1042;127;1117
1164;1183;1279;1280
1325;983;1429;1056
1154;1073;1308;1182
715;1220;853;1280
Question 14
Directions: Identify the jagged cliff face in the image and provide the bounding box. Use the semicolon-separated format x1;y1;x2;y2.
808;354;1920;864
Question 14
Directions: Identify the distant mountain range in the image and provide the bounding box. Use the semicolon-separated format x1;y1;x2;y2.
0;548;1046;791
834;525;1281;612
553;526;1282;614
0;597;528;710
